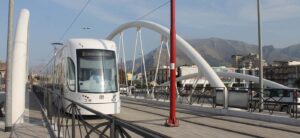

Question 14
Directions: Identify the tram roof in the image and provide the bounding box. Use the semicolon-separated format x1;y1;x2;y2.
66;38;116;51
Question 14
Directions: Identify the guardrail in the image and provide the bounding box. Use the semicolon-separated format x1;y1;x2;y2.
123;86;300;119
247;88;299;118
33;86;169;138
127;86;225;108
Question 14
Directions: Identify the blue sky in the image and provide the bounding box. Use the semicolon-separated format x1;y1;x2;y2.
1;0;300;66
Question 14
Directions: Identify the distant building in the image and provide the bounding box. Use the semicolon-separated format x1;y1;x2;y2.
234;67;259;77
126;73;133;81
135;73;143;81
147;65;170;84
231;53;265;87
231;53;267;69
176;65;240;87
264;61;300;87
212;66;237;84
177;65;205;86
146;64;261;88
0;61;6;91
231;55;243;68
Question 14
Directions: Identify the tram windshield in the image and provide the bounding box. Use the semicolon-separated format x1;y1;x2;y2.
77;49;117;93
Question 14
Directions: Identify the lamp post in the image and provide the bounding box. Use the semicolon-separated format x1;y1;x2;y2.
257;0;264;112
5;0;14;132
166;0;179;127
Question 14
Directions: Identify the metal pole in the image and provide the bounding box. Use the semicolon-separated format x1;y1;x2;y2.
166;0;179;127
166;55;168;83
71;104;76;138
57;97;61;138
120;58;123;84
47;92;52;124
257;0;264;112
110;119;116;138
5;0;14;132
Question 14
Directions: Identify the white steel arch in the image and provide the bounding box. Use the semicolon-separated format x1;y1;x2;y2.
11;9;30;124
107;20;226;89
107;20;228;108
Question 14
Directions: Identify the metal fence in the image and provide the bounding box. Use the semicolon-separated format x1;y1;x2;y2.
247;88;299;118
124;86;300;118
33;87;169;138
128;86;225;108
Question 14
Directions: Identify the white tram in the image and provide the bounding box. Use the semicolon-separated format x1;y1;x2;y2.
38;38;120;115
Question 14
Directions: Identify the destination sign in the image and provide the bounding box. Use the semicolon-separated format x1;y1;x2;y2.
78;50;114;57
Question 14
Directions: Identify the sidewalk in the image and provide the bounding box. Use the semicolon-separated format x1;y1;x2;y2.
0;91;51;138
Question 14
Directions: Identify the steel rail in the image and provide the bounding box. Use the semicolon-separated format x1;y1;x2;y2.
122;100;300;137
122;99;300;134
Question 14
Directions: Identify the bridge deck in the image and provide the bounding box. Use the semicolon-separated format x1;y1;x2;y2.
118;98;300;138
1;91;300;138
0;91;51;138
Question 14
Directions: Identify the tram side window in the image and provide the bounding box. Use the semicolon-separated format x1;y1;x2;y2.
67;58;75;91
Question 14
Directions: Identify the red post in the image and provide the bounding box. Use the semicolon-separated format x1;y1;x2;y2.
166;0;179;127
120;58;123;84
166;55;168;82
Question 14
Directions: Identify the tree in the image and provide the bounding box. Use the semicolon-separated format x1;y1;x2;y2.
119;69;126;85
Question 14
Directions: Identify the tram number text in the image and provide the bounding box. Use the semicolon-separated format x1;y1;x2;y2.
99;95;104;99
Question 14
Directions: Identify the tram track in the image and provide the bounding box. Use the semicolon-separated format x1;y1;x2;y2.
123;100;300;134
121;104;262;138
121;99;300;137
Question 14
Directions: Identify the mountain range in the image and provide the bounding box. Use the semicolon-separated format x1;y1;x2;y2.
30;37;300;73
127;37;300;72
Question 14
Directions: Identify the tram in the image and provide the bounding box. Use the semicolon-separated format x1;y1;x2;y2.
37;38;120;115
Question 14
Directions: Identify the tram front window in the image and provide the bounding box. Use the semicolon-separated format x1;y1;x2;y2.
77;49;117;93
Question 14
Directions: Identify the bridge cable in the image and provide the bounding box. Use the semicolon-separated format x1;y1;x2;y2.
138;29;150;95
152;37;169;94
121;32;129;87
58;0;92;42
130;31;139;90
117;33;122;60
189;78;200;103
136;0;170;20
117;33;122;84
152;40;164;94
118;32;128;86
